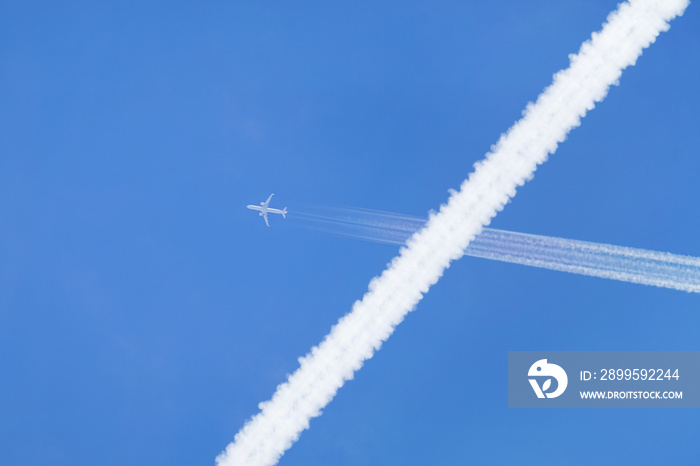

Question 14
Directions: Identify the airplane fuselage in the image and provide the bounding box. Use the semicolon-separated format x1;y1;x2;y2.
246;205;286;215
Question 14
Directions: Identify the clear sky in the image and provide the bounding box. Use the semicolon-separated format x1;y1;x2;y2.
1;1;699;465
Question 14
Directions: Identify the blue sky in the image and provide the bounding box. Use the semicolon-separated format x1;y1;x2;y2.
1;1;699;464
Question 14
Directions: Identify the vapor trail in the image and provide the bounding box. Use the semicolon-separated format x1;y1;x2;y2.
293;207;700;293
218;2;689;465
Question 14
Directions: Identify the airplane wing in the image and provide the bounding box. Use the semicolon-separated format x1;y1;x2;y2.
263;212;270;227
263;193;274;208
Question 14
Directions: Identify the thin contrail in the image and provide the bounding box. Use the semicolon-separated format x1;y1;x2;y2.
218;2;689;465
293;207;700;293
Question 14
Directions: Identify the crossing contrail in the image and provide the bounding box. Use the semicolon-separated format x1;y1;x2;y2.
218;1;689;465
293;207;700;293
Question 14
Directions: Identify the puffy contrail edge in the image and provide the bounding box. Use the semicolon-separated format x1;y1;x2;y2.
218;1;689;464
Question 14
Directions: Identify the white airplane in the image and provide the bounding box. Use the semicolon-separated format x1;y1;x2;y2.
246;194;287;227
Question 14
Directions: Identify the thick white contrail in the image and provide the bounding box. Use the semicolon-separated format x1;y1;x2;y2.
294;207;700;293
218;2;689;465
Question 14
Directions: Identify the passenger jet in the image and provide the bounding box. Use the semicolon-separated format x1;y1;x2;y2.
247;194;287;226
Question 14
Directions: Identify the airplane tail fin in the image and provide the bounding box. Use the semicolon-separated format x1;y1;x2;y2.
282;208;287;219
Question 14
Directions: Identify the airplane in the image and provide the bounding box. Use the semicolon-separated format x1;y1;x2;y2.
246;193;287;227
